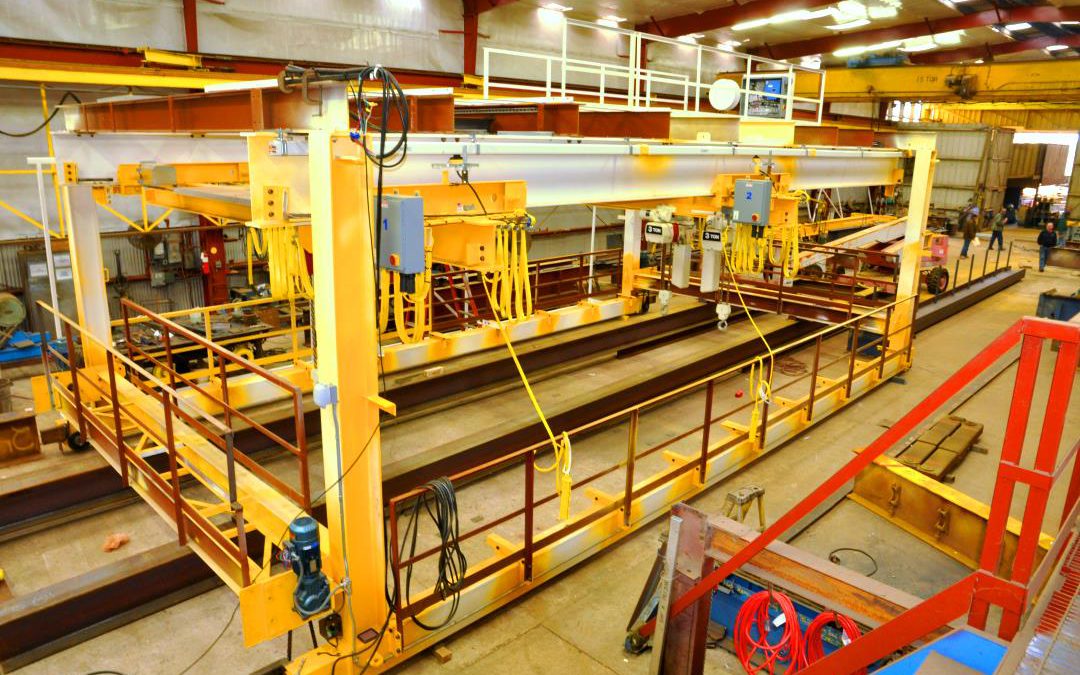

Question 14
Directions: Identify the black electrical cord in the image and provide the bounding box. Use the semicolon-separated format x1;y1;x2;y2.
456;168;489;216
828;547;878;577
400;477;468;631
0;91;82;137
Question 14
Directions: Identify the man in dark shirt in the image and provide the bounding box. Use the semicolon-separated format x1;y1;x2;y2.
1004;204;1017;226
1037;222;1057;272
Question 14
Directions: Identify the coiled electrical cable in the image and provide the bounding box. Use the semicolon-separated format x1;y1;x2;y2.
400;477;467;630
734;589;802;674
800;610;864;672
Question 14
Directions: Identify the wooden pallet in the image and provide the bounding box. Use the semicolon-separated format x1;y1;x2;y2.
895;415;983;481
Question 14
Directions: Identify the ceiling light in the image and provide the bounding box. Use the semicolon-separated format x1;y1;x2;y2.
801;55;823;68
542;3;572;11
869;40;903;50
834;45;868;57
1046;44;1069;51
731;18;770;31
601;14;625;23
1004;22;1031;31
717;40;741;50
838;1;868;16
678;34;704;44
1060;21;1080;25
901;40;937;52
827;18;871;30
974;59;983;64
596;18;620;28
868;7;898;19
934;30;965;45
771;9;813;23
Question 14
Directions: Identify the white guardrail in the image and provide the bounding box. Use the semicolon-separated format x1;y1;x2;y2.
482;18;826;123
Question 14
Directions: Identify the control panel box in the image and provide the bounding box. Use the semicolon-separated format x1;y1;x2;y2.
378;195;425;275
732;179;772;226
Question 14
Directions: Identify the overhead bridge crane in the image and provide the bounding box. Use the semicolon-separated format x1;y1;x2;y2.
35;68;937;673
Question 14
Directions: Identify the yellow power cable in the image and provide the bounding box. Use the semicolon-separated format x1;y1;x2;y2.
480;277;572;518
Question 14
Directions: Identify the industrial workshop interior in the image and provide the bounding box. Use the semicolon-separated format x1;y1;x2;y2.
1;1;1080;674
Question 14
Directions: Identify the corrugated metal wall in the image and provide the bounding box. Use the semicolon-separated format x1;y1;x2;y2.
936;108;1080;132
896;123;1012;218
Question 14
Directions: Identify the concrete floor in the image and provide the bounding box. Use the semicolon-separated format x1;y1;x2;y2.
11;226;1080;674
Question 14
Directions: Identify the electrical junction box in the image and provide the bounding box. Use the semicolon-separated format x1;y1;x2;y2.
378;195;425;275
732;179;772;226
645;222;676;244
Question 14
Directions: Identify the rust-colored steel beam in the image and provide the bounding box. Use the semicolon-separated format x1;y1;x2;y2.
637;0;832;37
752;6;1080;60
182;0;198;53
910;34;1080;66
0;37;463;88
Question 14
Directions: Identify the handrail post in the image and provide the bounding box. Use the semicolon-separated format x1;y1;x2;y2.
106;350;127;487
846;318;861;399
217;354;232;427
388;498;405;636
994;244;1002;272
63;322;88;441
806;335;822;423
524;449;535;582
878;307;892;379
294;388;311;512
1005;240;1013;268
698;380;714;484
39;332;56;410
233;501;250;586
981;244;990;279
968;252;975;285
162;386;187;545
623;409;639;527
121;301;135;364
953;258;960;291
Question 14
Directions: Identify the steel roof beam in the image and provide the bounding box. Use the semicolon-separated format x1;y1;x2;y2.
635;0;832;37
751;6;1080;60
910;34;1080;65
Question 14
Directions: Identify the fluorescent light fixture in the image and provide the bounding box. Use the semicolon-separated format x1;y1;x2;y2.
596;18;620;28
974;59;983;64
732;18;770;31
838;1;868;16
602;14;625;22
870;40;903;50
868;6;898;19
542;3;572;11
677;33;704;44
1046;44;1069;51
801;55;822;68
834;45;868;57
901;40;937;52
1004;22;1031;31
772;9;812;23
827;18;870;30
934;30;965;45
717;40;741;50
1060;21;1080;25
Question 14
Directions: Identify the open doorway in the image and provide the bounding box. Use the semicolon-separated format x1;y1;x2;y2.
1005;131;1078;228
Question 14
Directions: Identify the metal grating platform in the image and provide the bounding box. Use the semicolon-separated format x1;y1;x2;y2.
1018;533;1080;674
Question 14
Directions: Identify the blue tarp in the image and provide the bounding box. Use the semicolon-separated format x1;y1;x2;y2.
0;330;66;364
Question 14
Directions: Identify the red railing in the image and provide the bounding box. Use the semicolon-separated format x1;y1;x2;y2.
383;295;918;636
119;298;311;512
641;315;1079;674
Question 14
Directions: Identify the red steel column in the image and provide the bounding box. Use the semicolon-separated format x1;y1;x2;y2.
182;0;198;53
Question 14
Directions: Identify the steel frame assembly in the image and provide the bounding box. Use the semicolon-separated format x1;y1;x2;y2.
33;59;944;673
644;315;1080;673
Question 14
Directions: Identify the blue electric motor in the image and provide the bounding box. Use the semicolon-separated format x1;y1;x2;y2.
284;516;331;618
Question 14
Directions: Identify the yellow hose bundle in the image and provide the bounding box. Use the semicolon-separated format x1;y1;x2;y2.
484;218;533;322
246;225;313;298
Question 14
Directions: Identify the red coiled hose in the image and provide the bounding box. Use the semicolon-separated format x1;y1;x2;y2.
800;610;865;673
734;590;802;674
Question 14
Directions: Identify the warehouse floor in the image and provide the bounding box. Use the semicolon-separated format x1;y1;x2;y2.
14;227;1080;675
